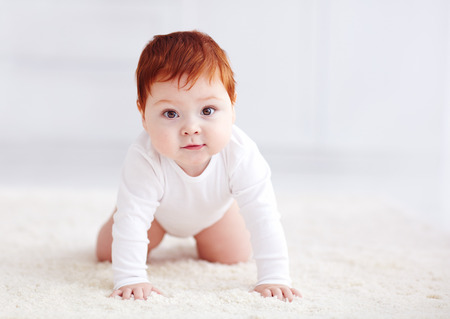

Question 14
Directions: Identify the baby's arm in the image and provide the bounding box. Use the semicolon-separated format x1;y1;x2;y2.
110;282;162;300
228;131;301;300
232;168;296;296
112;144;164;295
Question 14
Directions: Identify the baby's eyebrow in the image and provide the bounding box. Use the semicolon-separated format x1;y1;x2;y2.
153;99;174;106
198;96;225;102
151;96;226;106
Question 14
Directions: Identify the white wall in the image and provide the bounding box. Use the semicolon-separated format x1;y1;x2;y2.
0;0;313;146
1;0;449;226
1;0;448;150
443;0;450;227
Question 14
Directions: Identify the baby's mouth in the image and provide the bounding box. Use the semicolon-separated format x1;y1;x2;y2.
182;144;206;151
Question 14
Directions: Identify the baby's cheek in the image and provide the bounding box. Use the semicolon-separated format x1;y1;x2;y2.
151;133;176;156
210;127;232;152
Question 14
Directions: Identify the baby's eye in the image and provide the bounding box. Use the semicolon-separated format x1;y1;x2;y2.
201;107;215;116
163;110;179;119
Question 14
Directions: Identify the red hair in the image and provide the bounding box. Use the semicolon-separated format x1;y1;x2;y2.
136;30;236;112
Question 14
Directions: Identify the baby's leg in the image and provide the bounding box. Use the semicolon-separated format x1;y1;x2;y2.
194;201;251;264
96;208;166;262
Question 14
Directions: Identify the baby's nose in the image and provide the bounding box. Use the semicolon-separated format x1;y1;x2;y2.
183;129;200;135
181;120;201;135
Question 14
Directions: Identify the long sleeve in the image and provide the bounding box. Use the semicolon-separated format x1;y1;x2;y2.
228;132;291;287
112;143;164;290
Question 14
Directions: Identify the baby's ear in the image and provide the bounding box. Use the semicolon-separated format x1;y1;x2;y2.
137;100;149;130
137;100;145;118
232;93;237;123
231;103;236;124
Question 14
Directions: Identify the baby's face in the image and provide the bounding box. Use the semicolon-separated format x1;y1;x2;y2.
141;74;235;177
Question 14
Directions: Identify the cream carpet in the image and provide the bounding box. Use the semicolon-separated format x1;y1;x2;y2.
1;189;449;319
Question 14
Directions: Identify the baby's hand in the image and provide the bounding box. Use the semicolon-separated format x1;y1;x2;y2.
110;282;162;300
253;284;302;302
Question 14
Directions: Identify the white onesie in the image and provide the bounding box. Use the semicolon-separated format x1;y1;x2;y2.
112;125;291;290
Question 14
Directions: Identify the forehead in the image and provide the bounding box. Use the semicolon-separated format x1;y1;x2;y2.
149;74;228;100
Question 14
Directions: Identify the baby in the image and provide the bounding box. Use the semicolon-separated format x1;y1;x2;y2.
96;30;301;302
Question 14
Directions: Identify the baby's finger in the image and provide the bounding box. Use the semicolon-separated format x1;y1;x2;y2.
151;286;163;295
122;288;132;300
142;286;151;300
133;288;144;300
272;288;284;301
110;290;123;298
261;288;272;298
281;287;294;302
291;288;302;298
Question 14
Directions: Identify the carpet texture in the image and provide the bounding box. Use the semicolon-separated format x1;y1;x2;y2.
0;189;449;318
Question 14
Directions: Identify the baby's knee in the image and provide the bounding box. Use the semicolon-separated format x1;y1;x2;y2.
96;217;114;262
197;241;251;265
96;248;112;262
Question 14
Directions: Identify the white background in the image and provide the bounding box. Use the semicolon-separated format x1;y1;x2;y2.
1;0;449;230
